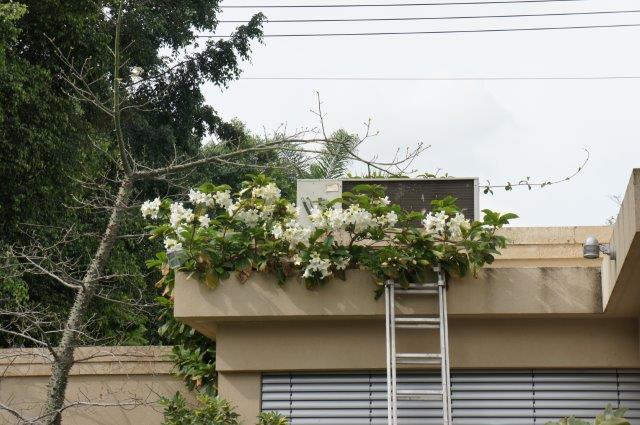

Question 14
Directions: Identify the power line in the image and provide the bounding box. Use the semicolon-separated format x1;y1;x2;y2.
238;76;640;81
221;0;587;8
199;22;640;37
218;9;640;23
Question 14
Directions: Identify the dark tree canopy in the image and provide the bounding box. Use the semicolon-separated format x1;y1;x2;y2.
0;0;264;345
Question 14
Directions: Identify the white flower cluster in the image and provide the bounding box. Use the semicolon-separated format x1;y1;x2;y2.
213;190;233;209
236;208;261;226
169;202;195;228
163;238;182;253
199;215;211;227
141;197;161;219
422;211;470;240
302;253;332;278
333;256;350;271
309;203;398;233
188;189;214;207
252;183;281;204
272;219;312;248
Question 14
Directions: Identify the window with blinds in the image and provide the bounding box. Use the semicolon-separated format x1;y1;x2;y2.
261;370;640;425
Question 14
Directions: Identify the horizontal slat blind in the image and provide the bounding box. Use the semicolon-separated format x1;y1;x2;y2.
262;370;640;425
533;370;619;424
620;370;640;422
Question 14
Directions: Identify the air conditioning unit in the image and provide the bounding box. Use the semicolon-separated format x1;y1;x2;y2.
296;178;479;226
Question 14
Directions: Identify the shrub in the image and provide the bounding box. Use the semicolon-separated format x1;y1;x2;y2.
160;392;239;425
258;411;289;425
161;392;288;425
144;175;516;296
545;404;629;425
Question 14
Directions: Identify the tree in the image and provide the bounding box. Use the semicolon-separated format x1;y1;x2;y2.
0;0;266;347
0;2;425;424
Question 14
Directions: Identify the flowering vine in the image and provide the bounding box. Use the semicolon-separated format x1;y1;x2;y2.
144;175;517;296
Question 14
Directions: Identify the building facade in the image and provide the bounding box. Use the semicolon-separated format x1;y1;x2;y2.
174;170;640;424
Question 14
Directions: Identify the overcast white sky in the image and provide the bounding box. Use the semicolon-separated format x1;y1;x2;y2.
203;0;640;226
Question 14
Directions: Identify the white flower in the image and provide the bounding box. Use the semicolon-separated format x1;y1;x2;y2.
213;190;233;208
271;223;284;239
422;210;448;235
252;183;281;204
188;189;214;207
385;211;398;227
198;215;211;227
281;220;312;248
259;203;276;220
326;205;347;231
345;205;376;233
448;212;470;240
309;206;326;228
286;203;299;218
292;254;302;266
334;256;350;270
169;202;195;228
226;202;239;215
141;197;161;219
380;196;391;206
303;253;332;278
163;238;182;253
236;208;261;226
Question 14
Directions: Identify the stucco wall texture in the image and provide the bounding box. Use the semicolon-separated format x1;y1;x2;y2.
0;346;186;425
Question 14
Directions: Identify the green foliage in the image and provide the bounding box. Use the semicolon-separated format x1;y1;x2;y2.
144;176;517;297
155;288;217;394
308;130;359;179
160;392;288;425
258;411;289;425
0;0;264;347
545;404;630;425
0;245;28;305
161;392;239;425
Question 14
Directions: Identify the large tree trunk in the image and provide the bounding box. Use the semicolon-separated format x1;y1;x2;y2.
42;178;132;425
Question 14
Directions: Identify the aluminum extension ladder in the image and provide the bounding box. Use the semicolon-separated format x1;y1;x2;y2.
384;266;452;425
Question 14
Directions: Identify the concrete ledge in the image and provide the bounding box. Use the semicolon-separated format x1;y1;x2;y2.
0;346;174;377
494;226;610;268
175;267;602;340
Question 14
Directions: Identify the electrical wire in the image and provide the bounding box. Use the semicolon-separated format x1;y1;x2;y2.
237;76;640;81
199;22;640;37
220;0;588;8
218;9;640;23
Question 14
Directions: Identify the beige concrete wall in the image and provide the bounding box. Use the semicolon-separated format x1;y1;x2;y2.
602;169;640;315
214;317;640;422
495;226;610;268
175;225;612;340
215;318;640;372
0;346;186;425
172;224;629;423
175;266;603;340
218;372;261;425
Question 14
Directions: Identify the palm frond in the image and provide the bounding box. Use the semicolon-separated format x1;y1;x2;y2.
308;129;358;179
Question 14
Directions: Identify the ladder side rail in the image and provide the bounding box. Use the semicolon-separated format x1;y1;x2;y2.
389;282;398;424
438;269;453;425
384;281;393;425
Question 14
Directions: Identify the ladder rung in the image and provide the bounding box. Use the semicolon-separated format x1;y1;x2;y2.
396;317;439;323
393;283;438;289
395;317;440;329
394;288;438;295
396;353;442;364
395;324;439;329
396;389;443;401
